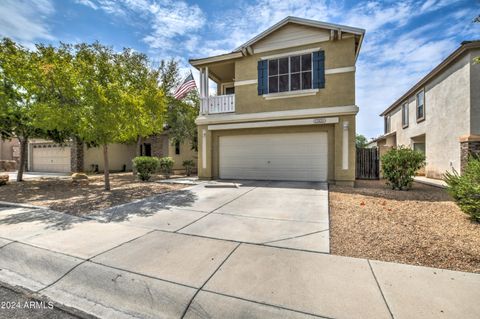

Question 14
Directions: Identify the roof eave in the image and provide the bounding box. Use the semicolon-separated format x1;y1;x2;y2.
234;16;365;53
189;51;244;67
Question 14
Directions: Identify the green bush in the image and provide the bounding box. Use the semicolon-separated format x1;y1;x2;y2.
159;157;175;178
444;156;480;222
381;146;425;190
132;156;160;181
182;159;195;176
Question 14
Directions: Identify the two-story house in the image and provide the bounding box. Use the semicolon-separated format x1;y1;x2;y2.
375;41;480;179
189;17;365;186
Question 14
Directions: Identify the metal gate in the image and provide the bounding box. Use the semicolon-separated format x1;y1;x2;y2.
356;147;379;180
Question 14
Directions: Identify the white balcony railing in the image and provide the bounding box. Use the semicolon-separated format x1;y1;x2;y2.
200;94;235;115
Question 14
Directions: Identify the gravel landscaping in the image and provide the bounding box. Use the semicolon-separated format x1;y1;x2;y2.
0;173;187;216
329;180;480;273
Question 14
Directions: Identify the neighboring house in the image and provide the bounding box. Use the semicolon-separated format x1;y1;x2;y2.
27;133;196;174
189;16;365;185
376;41;480;179
0;138;20;170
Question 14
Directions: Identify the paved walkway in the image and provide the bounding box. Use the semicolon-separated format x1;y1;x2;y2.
6;171;70;182
0;181;478;319
414;176;447;188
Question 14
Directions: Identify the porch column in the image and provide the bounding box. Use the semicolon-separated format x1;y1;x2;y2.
204;66;209;97
342;121;349;170
460;135;480;173
199;67;205;98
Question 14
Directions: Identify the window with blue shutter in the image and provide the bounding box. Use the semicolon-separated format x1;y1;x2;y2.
312;51;325;89
258;51;324;95
257;60;268;95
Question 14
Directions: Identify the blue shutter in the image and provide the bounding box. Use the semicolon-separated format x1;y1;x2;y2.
257;60;268;95
312;51;325;89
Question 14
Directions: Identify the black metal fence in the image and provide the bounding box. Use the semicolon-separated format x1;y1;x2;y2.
356;147;379;180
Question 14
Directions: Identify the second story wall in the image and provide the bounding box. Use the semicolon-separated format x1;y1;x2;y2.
232;26;357;114
470;49;480;135
385;50;472;176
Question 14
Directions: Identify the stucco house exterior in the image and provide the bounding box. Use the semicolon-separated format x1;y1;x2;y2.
190;17;365;185
0;138;19;170
27;134;196;174
375;40;480;179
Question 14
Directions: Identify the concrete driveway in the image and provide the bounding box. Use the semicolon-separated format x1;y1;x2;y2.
0;181;479;319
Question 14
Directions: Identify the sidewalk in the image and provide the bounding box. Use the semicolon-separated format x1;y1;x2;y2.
0;184;478;319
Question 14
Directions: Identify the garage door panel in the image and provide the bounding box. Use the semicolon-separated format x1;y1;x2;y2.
32;144;71;173
219;132;327;182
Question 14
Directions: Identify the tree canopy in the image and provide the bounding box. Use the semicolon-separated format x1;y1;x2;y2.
0;39;70;181
158;59;199;151
1;38;168;189
356;134;369;148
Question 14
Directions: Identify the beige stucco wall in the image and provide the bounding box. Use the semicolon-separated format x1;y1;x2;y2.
167;141;198;172
0;138;19;161
385;52;472;179
84;140;196;174
84;143;137;172
470;49;480;135
233;38;356;114
197;114;356;184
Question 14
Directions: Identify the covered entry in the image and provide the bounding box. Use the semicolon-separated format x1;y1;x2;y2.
219;132;328;181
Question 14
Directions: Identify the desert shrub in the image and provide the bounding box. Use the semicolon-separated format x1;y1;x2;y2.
381;146;425;190
444;156;480;222
159;157;175;178
132;156;159;181
182;160;195;176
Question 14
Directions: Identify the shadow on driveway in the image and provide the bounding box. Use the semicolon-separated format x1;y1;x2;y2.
83;189;198;223
0;188;198;230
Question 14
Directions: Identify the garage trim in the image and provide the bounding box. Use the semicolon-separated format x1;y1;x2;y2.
208;117;338;131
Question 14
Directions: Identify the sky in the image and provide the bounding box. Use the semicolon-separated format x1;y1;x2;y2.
0;0;478;139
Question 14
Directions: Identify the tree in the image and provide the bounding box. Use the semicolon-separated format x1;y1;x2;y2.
158;59;199;151
33;42;166;190
70;43;166;190
356;134;368;148
0;38;68;181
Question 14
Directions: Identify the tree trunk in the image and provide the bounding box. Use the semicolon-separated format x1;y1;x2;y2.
17;137;28;182
136;136;142;157
103;144;110;191
133;136;142;176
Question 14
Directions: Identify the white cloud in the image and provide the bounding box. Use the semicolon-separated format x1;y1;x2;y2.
0;0;55;47
76;0;205;54
75;0;98;10
351;3;476;138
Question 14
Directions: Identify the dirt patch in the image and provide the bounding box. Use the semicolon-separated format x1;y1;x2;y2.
329;180;480;273
0;173;187;216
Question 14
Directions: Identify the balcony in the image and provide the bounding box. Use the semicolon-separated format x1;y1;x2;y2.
200;94;235;115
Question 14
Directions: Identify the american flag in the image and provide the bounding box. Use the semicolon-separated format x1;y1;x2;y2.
173;73;197;100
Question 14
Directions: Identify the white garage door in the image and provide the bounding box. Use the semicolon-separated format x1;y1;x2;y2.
219;132;328;181
32;144;71;173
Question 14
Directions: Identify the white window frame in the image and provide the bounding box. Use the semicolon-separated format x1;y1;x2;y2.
402;102;409;128
267;53;313;94
384;115;391;134
416;89;425;122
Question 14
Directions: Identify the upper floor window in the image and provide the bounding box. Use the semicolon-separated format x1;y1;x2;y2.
267;54;312;94
384;115;391;134
416;90;425;121
402;102;409;128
